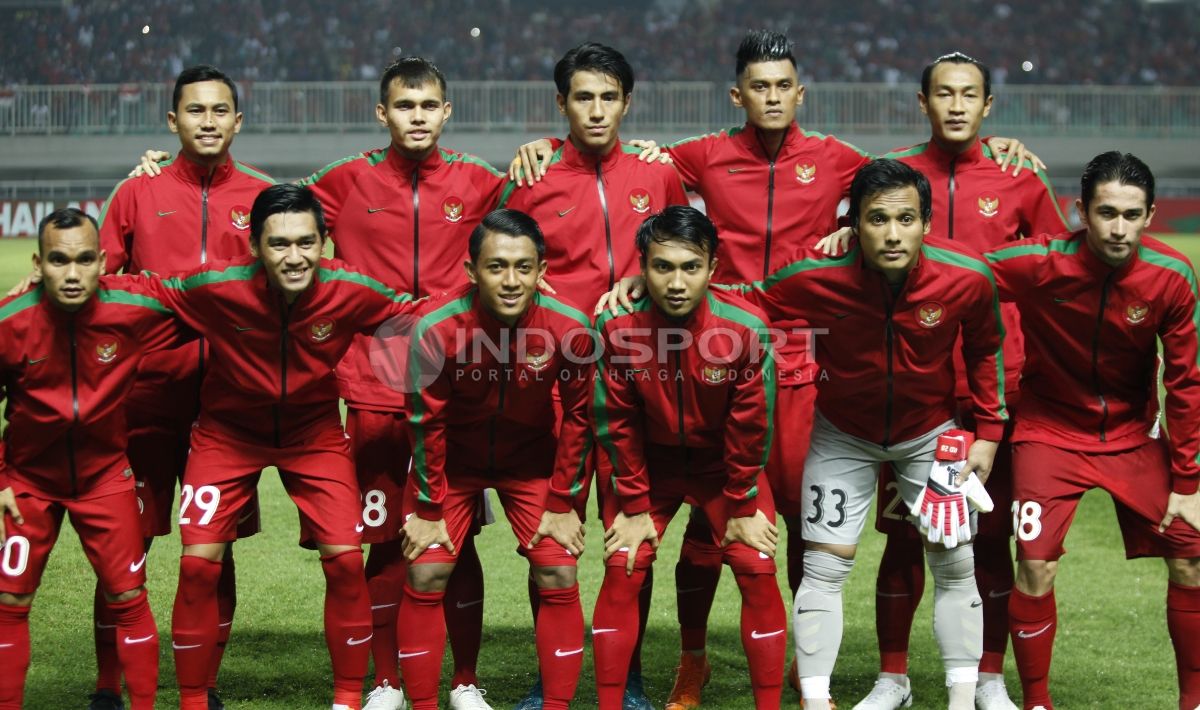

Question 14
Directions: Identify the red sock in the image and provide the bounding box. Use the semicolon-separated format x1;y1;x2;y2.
676;523;722;652
397;583;447;710
875;531;925;674
321;550;372;700
0;604;31;710
1168;581;1200;709
974;535;1014;674
108;589;159;710
536;584;584;709
365;540;406;688
172;555;222;706
736;573;786;709
786;523;805;598
632;566;652;674
592;565;647;710
1009;587;1056;709
93;583;122;692
208;552;237;689
446;534;484;688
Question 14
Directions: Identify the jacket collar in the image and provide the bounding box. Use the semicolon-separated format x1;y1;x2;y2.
647;290;712;336
732;121;803;162
167;152;239;185
1071;228;1140;277
555;136;626;173
920;137;986;168
383;145;447;180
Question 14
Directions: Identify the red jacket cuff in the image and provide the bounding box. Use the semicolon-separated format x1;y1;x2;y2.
974;421;1006;443
1172;474;1199;496
620;494;651;517
414;499;443;521
544;494;576;514
728;496;759;519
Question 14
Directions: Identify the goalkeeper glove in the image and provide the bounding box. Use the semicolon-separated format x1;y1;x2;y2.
911;429;994;548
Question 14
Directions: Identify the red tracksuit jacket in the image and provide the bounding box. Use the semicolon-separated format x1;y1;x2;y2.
300;146;506;411
987;231;1200;493
498;139;688;302
98;153;275;417
728;240;1008;446
0;278;186;499
668;123;871;383
592;289;775;518
405;285;595;520
888;138;1070;397
136;255;415;448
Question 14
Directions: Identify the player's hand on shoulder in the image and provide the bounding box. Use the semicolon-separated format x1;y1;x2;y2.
1161;491;1200;534
0;487;24;545
129;149;172;178
595;275;647;317
604;511;658;575
814;226;854;257
401;514;455;561
5;269;41;298
530;509;585;557
722;509;779;557
508;138;555;186
985;136;1046;177
627;139;672;165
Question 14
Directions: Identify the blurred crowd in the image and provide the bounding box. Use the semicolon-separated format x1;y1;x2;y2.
3;0;1198;87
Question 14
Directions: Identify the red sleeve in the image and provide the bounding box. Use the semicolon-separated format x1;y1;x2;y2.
98;177;140;274
1159;272;1200;494
664;167;689;207
985;240;1046;303
298;155;362;233
717;254;820;324
830;137;874;197
0;384;8;490
592;319;651;515
664;133;712;191
109;277;196;352
1020;172;1071;239
959;269;1008;441
119;272;210;334
546;326;599;513
722;324;774;517
406;319;451;519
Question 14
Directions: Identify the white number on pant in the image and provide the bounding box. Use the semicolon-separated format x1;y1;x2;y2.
881;481;908;521
362;489;388;528
179;485;221;526
1;536;30;576
1012;500;1043;541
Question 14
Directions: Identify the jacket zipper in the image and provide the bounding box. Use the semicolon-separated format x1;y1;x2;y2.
947;156;957;240
66;317;80;496
882;280;897;449
1091;273;1115;442
757;128;786;279
674;349;689;463
197;174;212;383
411;170;421;295
275;299;291;448
489;331;511;475
595;162;615;289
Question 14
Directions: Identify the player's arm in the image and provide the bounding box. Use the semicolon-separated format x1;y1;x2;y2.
984;239;1047;303
593;321;659;574
402;319;456;560
956;266;1007;479
1155;271;1200;532
97;177;141;275
720;323;779;557
983;137;1047;177
535;327;597;557
297;155;364;231
0;384;21;545
1019;170;1071;239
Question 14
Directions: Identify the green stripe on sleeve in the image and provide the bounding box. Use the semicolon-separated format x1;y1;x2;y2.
97;289;172;314
318;267;412;303
161;262;262;291
0;288;42;323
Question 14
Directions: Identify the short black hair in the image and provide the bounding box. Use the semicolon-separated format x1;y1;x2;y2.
1081;151;1156;210
921;52;991;100
173;64;238;112
379;56;448;106
848;159;932;229
735;29;796;78
636;205;719;263
468;208;546;263
37;207;98;253
554;42;634;97
250;184;327;243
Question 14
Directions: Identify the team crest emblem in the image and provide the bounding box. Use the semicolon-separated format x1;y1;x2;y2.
1125;301;1150;325
230;206;251;230
702;365;727;385
443;197;465;223
525;349;552;372
978;194;1000;218
96;340;120;364
629;190;651;214
795;163;817;184
917;302;945;328
310;318;335;343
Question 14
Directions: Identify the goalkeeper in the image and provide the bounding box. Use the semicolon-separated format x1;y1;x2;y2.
598;158;1005;710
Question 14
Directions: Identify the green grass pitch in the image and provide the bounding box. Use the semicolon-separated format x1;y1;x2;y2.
3;235;1199;708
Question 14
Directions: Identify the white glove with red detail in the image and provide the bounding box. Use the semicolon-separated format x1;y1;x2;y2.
911;430;994;548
